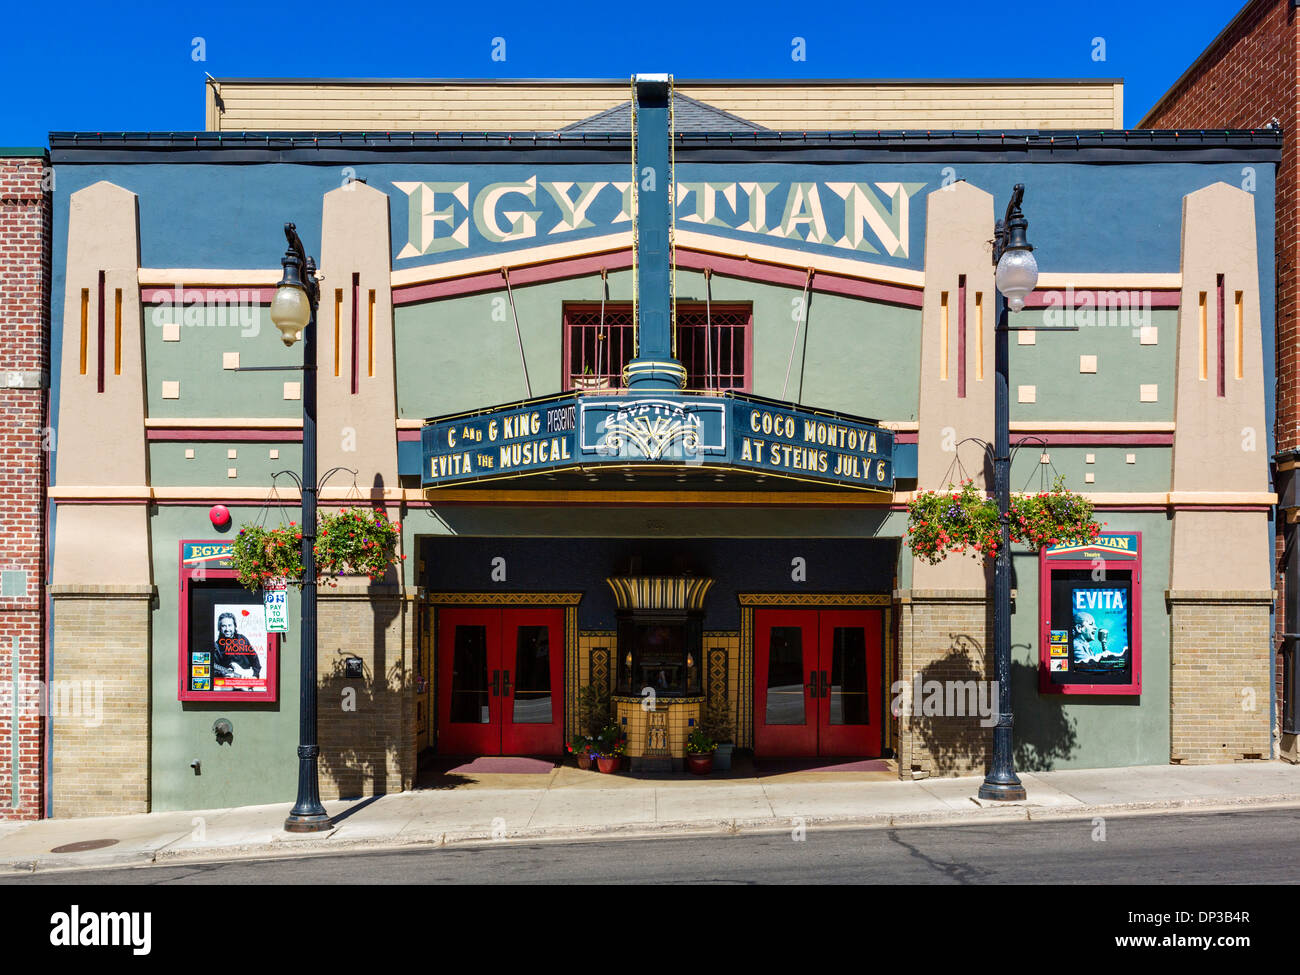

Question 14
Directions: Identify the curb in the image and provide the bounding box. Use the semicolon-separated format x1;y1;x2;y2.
4;791;1298;875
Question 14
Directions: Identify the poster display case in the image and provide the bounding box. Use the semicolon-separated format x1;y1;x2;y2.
1038;533;1141;696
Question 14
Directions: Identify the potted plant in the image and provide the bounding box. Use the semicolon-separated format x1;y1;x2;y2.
701;700;734;771
594;723;626;773
684;728;715;774
572;364;611;391
567;735;595;770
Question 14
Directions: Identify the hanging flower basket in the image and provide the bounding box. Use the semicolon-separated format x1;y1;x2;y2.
1009;474;1103;551
231;522;305;590
315;507;404;585
230;508;404;592
906;475;1102;564
906;479;1001;564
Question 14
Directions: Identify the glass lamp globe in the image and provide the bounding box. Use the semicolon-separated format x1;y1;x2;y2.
995;248;1039;312
270;283;311;347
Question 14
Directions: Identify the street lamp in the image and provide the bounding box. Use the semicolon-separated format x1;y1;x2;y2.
979;184;1038;802
270;222;331;832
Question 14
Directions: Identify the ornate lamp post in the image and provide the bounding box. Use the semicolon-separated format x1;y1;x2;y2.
979;185;1038;801
269;222;331;832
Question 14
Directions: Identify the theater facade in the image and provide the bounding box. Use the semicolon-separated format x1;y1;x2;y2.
45;78;1281;815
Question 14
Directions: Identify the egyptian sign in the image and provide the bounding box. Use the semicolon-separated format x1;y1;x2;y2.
395;170;925;264
182;541;234;571
422;391;893;490
1044;533;1140;561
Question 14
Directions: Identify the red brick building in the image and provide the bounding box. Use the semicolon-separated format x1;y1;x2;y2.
0;149;51;819
1141;0;1298;761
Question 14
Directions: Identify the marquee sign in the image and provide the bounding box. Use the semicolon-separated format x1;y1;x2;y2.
421;391;893;490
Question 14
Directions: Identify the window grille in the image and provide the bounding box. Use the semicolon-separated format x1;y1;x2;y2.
562;303;751;391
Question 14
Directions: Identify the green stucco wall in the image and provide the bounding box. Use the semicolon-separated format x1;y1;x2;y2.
143;304;301;419
393;269;921;423
1008;308;1177;422
148;505;300;811
1010;512;1171;769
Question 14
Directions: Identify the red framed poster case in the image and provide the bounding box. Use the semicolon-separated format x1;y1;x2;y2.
1038;532;1141;696
178;539;281;703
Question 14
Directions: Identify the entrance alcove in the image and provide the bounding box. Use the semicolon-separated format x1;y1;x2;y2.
607;574;713;771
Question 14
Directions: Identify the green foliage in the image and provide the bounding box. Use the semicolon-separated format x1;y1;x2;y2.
685;728;715;755
231;523;304;590
700;698;733;744
230;507;404;592
1010;475;1103;551
906;475;1104;564
594;722;626;757
576;684;611;740
316;507;403;585
906;479;1001;564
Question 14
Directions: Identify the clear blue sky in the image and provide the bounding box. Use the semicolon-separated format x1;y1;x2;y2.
3;0;1249;145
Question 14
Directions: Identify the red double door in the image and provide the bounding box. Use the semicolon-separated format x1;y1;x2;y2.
754;609;883;757
437;608;564;755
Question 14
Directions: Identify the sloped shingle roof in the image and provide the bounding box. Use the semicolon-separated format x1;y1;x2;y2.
560;92;767;133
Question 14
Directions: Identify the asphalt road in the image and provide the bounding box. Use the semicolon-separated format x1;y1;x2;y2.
4;807;1298;885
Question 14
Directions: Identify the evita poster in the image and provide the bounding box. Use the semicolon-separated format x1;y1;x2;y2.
1070;588;1129;672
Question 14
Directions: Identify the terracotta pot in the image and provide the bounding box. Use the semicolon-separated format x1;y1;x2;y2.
686;753;714;775
597;756;621;773
577;752;592;770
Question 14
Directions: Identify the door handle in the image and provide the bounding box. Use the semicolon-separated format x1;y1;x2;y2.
821;670;830;699
492;670;500;696
806;670;818;697
502;670;513;697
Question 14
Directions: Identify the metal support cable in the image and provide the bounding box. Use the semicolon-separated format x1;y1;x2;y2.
502;267;532;398
596;267;608;382
781;268;814;401
704;267;713;390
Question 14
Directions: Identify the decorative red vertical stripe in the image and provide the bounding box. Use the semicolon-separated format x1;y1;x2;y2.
351;273;360;395
96;270;105;393
957;274;967;399
1217;273;1225;398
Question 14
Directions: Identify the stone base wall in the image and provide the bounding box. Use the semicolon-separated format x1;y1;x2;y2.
895;589;992;779
317;585;414;799
1169;591;1274;764
50;586;153;817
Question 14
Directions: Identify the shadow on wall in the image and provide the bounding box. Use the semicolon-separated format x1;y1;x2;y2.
1011;656;1079;771
910;633;994;775
317;593;411;800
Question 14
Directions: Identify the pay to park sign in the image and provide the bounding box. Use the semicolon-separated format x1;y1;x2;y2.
421;390;894;490
263;579;288;633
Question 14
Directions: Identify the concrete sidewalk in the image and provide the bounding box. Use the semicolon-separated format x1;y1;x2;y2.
1;760;1296;874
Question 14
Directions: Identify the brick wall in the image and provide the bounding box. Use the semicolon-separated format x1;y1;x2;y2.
1170;596;1273;762
49;587;152;817
1143;0;1295;757
1143;1;1294;454
0;154;50;820
317;587;415;798
896;591;992;777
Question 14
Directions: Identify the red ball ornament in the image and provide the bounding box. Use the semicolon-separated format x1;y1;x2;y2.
209;504;231;528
